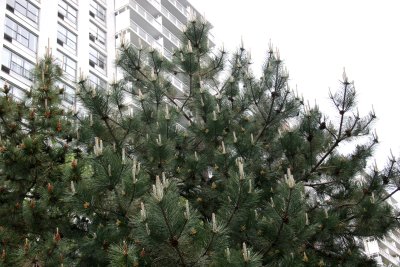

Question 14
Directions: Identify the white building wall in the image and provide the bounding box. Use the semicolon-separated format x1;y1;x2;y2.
0;0;211;103
37;0;58;57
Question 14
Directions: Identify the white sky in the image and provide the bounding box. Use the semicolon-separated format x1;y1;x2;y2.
190;0;400;167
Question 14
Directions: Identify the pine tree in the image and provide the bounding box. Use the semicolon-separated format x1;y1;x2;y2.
1;20;400;266
0;48;76;266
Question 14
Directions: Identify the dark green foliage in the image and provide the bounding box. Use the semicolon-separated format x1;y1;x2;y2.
0;49;75;266
0;20;399;266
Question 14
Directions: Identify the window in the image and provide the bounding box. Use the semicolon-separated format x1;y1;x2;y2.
88;73;107;91
55;51;77;82
58;1;77;26
6;0;39;24
2;48;34;81
4;17;38;52
89;47;106;72
0;79;24;100
57;82;75;104
89;23;106;49
57;24;77;53
63;83;75;104
89;1;106;23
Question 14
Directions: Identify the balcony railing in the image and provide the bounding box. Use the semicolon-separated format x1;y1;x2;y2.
380;238;400;255
161;6;185;31
162;26;181;47
130;0;161;30
379;249;400;266
163;48;173;61
388;230;400;247
167;0;188;17
144;0;161;10
130;20;162;51
166;73;188;93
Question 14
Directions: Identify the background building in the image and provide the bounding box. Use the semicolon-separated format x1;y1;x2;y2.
0;0;213;107
363;195;400;266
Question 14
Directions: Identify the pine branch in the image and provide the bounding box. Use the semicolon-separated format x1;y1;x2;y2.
380;188;399;202
158;203;188;267
225;179;244;227
102;117;121;150
255;60;284;144
262;187;294;257
337;82;349;139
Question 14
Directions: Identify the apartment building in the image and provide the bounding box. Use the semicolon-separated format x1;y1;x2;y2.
0;0;212;106
363;195;400;266
0;0;115;106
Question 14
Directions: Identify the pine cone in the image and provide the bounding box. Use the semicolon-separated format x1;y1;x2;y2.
56;121;62;132
47;183;54;193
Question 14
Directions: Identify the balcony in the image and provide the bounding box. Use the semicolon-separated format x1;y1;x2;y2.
126;42;186;94
138;0;161;16
129;0;161;34
163;47;173;61
161;6;185;31
129;20;163;51
161;0;188;23
391;228;400;237
379;238;400;255
162;26;181;50
387;229;400;244
379;249;400;266
167;0;187;17
166;73;186;93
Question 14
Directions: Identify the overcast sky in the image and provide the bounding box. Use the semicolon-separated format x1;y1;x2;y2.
190;0;400;167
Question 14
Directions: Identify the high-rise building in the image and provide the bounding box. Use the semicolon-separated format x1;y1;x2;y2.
0;0;213;106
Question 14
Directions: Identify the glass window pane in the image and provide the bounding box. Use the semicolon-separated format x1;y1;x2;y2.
4;22;14;38
2;49;11;67
2;48;33;80
59;1;77;25
12;0;39;24
29;34;37;52
12;55;23;67
90;1;106;22
59;1;66;10
4;17;37;52
27;3;39;23
14;2;26;15
57;25;76;52
19;27;29;38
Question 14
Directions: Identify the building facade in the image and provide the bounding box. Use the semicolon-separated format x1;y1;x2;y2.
0;0;212;106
